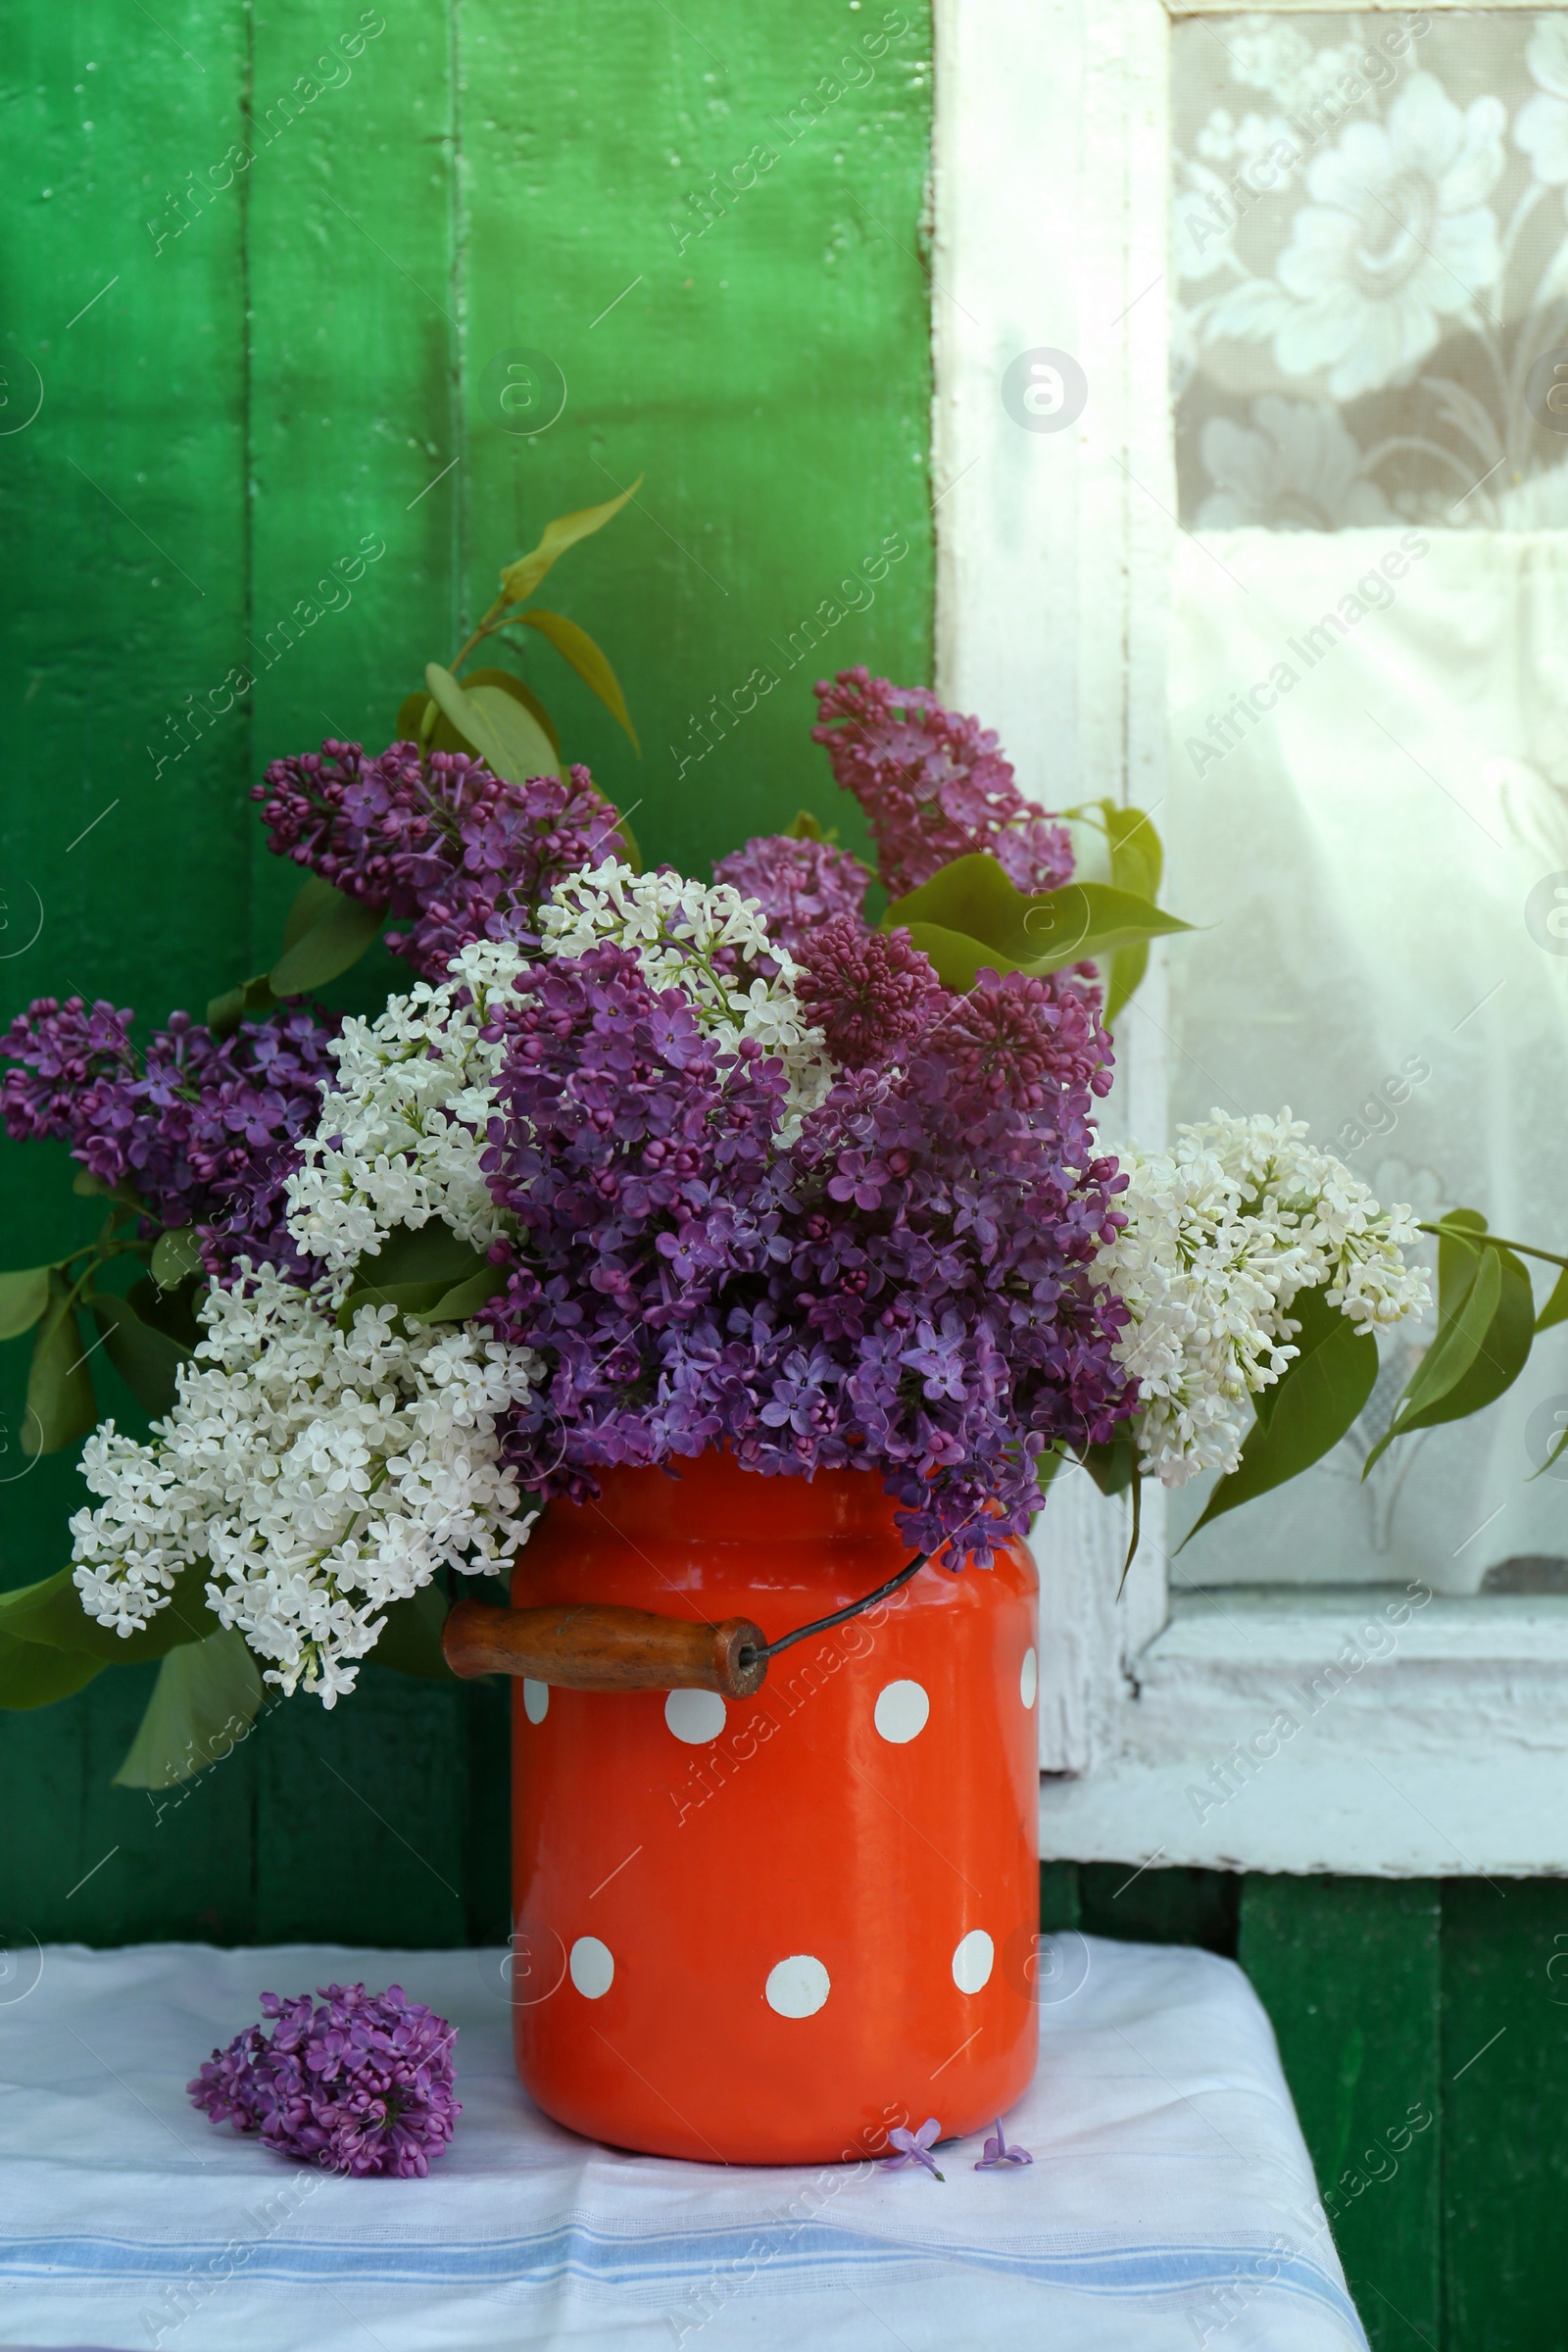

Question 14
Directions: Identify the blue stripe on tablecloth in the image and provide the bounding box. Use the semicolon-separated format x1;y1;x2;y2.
0;2225;1359;2320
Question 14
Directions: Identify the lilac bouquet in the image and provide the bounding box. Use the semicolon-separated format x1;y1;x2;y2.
2;654;1149;1716
0;496;1432;1771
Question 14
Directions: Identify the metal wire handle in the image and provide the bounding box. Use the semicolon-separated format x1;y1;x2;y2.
735;1550;929;1671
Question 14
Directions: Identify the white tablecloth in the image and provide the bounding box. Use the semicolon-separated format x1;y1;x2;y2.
0;1936;1366;2351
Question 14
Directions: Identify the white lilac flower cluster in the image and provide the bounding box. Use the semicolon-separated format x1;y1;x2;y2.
285;938;528;1277
1102;1109;1430;1487
539;861;833;1135
70;1264;539;1704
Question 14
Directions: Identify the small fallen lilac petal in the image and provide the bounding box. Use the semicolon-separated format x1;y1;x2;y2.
885;2117;946;2180
974;2118;1033;2169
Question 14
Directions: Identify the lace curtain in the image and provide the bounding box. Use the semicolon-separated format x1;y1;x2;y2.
1166;11;1568;1589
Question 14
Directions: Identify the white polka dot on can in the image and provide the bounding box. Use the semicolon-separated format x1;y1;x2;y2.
764;1954;830;2019
664;1689;727;1744
952;1929;995;1995
569;1936;615;1999
1019;1646;1038;1710
522;1679;549;1725
873;1679;929;1744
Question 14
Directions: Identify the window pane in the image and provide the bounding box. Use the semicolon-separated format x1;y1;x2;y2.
1166;10;1568;1589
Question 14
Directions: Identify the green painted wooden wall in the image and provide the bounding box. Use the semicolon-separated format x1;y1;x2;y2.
0;0;935;1939
2;10;1563;2348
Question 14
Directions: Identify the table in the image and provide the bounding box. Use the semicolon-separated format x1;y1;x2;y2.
0;1935;1366;2350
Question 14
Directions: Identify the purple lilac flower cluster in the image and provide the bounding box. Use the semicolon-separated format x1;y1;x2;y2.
476;938;1130;1565
0;997;336;1283
772;968;1130;1558
254;738;625;980
189;1983;459;2179
811;666;1076;900
710;832;872;962
478;943;791;1482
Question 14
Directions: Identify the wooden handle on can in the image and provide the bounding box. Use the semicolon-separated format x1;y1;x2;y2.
441;1598;768;1698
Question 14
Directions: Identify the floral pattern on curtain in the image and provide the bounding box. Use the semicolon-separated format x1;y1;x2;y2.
1174;11;1568;529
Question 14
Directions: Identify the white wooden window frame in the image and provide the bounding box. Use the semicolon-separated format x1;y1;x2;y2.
931;0;1568;1877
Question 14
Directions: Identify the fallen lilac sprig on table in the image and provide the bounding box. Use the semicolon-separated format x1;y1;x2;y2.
884;2117;946;2180
189;1983;459;2178
974;2118;1033;2169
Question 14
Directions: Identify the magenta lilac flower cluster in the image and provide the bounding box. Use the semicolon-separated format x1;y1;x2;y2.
811;666;1075;900
475;936;1130;1565
188;1983;460;2179
254;738;625;980
0;997;337;1283
793;918;945;1069
710;832;872;962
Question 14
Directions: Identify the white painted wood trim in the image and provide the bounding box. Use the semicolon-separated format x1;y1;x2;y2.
1042;1590;1568;1875
934;0;1568;1871
933;0;1172;1769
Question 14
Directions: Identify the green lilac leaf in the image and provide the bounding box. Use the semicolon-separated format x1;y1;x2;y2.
337;1224;492;1329
0;1630;105;1710
24;1275;97;1456
884;855;1192;990
0;1556;218;1662
1184;1289;1378;1544
461;667;562;752
269;884;384;997
90;1289;191;1417
207;971;278;1038
369;1583;460;1680
464;682;563;786
151;1226;206;1292
1536;1263;1568;1333
0;1266;50;1343
407;1265;510;1326
112;1626;265;1788
72;1167;150;1210
514;609;639;750
1363;1224;1535;1475
396;690;438;748
351;1223;489;1290
281;872;345;954
1079;1430;1139;1498
498;478;641;607
129;1274;203;1351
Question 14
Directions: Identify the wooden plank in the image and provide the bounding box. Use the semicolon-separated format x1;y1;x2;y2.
244;0;458;968
459;0;936;884
1039;1860;1081;1934
1442;1877;1568;2351
238;3;474;1940
1240;1877;1441;2352
462;1679;513;1947
0;0;254;1936
254;1670;469;1947
0;0;252;1021
0;1667;258;1945
1079;1862;1240;1954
